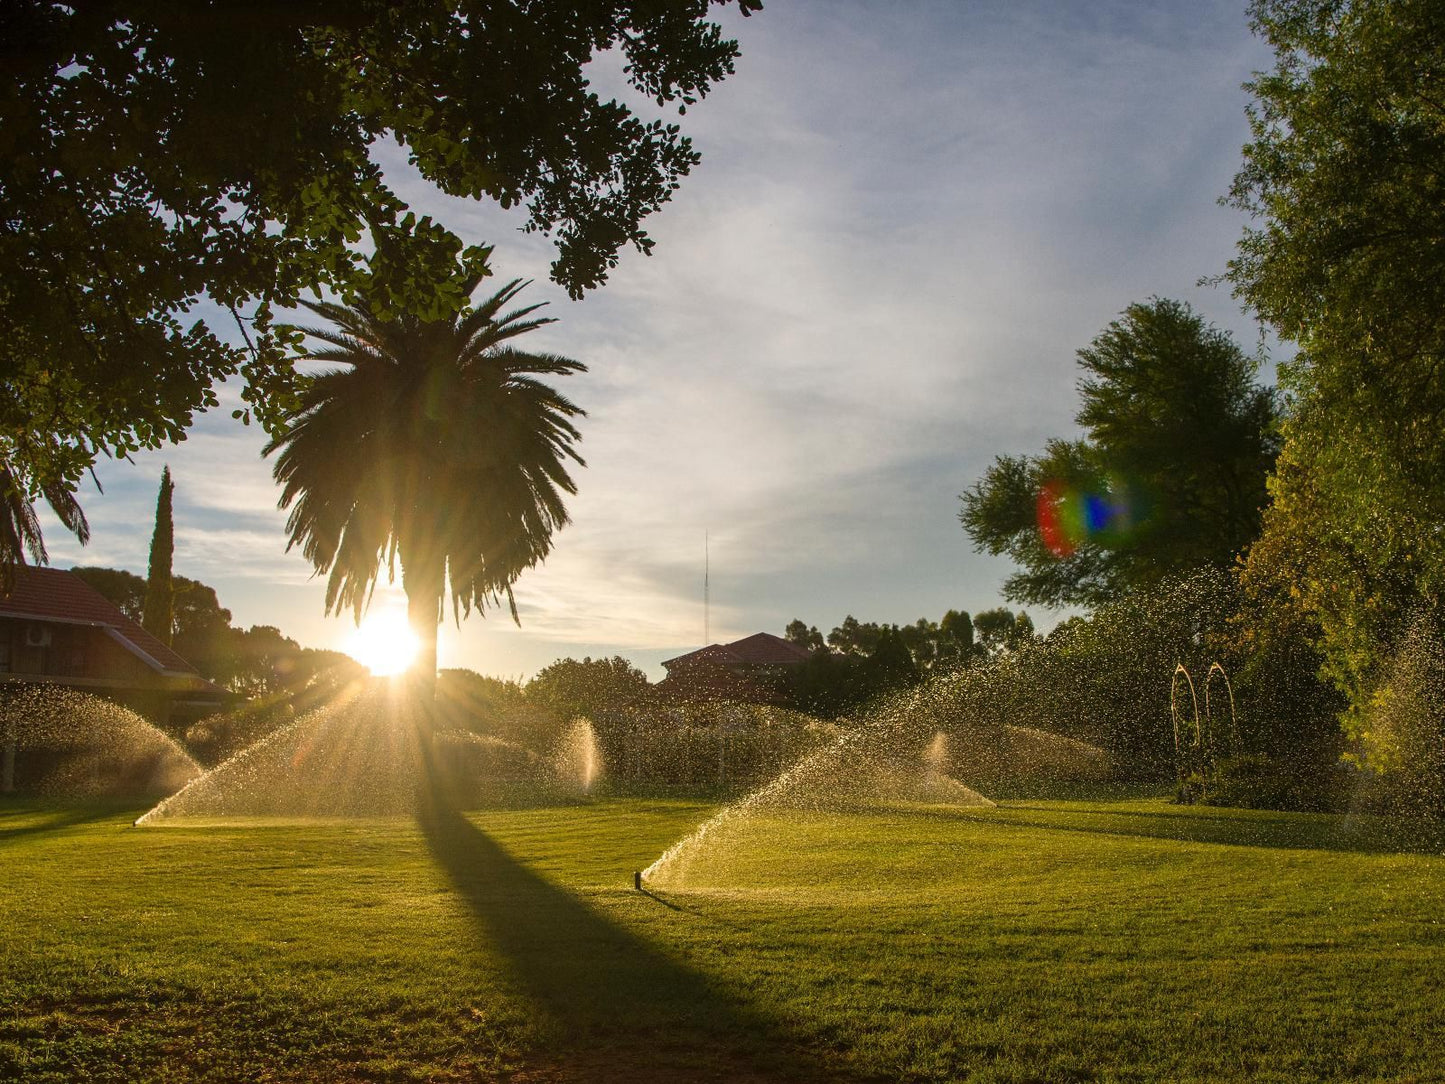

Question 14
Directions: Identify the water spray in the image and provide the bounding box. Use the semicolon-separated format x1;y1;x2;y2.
1172;661;1237;802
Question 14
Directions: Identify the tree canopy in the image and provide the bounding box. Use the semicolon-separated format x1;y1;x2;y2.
1228;0;1445;763
788;609;989;672
1228;0;1445;454
972;608;1036;657
961;299;1278;608
525;655;653;726
265;272;587;696
1;0;760;570
782;608;992;717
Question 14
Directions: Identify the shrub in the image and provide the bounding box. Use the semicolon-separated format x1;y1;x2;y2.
1207;754;1352;813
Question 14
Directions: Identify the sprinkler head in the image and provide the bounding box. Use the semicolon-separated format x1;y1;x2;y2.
633;870;643;892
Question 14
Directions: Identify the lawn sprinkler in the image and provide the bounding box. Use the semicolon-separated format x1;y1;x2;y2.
633;870;643;891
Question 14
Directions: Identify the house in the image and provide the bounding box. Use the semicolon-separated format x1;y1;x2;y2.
0;566;228;728
656;632;813;705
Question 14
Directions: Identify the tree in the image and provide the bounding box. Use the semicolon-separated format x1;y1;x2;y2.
266;273;586;700
896;618;940;671
0;459;88;591
525;656;653;727
864;625;918;691
69;566;146;622
223;626;301;699
961;299;1279;607
784;609;989;716
222;625;357;699
1227;0;1445;483
170;578;237;682
792;609;981;673
973;608;1036;657
827;615;882;656
784;619;826;652
141;467;175;644
937;609;981;667
1;0;762;571
1226;0;1445;756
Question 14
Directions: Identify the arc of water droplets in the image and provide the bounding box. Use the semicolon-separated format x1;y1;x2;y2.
641;680;997;887
0;687;201;801
641;727;871;884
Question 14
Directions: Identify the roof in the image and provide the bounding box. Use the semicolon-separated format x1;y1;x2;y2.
0;565;202;677
662;631;812;671
726;632;812;665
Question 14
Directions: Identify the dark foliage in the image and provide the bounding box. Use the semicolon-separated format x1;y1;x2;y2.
1229;0;1445;763
141;467;175;644
2;0;761;568
265;273;587;697
961;299;1278;607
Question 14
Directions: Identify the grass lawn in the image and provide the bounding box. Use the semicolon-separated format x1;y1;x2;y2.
2;794;1442;1082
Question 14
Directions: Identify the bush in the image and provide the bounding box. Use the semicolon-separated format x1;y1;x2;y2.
1347;619;1445;819
591;701;838;793
1207;754;1353;813
434;669;564;754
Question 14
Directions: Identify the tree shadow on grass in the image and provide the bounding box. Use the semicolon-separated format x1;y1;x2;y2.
0;802;133;847
935;802;1444;856
415;789;858;1083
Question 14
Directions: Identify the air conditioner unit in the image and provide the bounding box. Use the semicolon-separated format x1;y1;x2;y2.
25;624;53;648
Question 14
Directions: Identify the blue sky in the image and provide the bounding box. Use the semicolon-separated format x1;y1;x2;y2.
42;0;1279;680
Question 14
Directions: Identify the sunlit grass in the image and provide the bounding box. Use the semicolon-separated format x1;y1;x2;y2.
2;797;1442;1081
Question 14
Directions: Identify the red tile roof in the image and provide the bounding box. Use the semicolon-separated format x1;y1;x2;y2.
662;632;812;671
725;632;812;665
0;565;200;676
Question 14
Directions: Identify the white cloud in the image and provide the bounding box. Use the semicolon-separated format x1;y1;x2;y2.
37;0;1274;680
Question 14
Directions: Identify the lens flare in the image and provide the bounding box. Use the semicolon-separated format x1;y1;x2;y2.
345;612;420;676
1036;477;1141;557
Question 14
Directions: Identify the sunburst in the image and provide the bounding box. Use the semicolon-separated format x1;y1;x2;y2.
344;612;420;677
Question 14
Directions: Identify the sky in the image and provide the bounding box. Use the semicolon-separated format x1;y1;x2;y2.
41;0;1281;681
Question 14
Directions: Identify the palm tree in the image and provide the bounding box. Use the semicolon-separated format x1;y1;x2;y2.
265;275;586;700
1;455;90;591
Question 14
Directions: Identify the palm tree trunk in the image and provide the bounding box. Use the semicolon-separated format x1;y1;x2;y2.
402;556;443;706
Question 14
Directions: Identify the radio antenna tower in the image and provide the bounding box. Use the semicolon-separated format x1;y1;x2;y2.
703;530;710;647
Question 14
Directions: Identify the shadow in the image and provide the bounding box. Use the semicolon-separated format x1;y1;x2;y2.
635;886;747;930
415;781;859;1082
0;802;132;846
637;886;684;912
927;801;1444;856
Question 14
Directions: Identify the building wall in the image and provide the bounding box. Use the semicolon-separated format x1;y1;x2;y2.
0;617;158;685
0;617;203;728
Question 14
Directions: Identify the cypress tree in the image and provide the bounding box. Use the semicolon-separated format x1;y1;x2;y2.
142;466;175;644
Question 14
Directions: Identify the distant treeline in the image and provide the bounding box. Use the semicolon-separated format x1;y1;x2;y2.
70;566;362;699
780;607;1036;717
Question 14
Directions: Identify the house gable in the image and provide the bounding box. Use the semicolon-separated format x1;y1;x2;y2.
658;631;813;705
0;567;226;721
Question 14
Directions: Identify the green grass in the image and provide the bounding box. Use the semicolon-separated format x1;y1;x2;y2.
2;795;1442;1082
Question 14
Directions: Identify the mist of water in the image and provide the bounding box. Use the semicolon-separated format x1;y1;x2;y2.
553;718;603;795
640;677;1002;890
136;683;557;823
0;687;201;798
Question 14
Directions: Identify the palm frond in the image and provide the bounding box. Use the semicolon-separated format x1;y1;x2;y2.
265;276;586;626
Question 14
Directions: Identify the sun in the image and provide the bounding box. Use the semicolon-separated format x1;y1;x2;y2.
344;612;421;677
